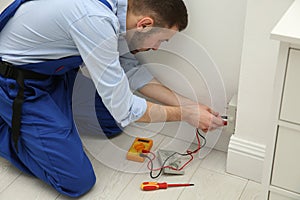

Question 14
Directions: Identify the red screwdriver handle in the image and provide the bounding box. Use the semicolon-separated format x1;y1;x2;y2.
141;182;168;191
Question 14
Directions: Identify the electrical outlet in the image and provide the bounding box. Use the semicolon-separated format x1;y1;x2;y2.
227;94;237;135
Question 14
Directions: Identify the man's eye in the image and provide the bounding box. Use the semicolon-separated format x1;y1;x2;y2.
160;40;168;43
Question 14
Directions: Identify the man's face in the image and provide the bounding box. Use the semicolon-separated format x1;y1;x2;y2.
126;26;178;54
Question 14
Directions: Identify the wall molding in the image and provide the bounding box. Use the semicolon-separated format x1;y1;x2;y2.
226;135;266;182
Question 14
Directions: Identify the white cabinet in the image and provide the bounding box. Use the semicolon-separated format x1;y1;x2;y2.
265;1;300;199
266;46;300;200
280;49;300;125
273;49;300;195
271;125;300;194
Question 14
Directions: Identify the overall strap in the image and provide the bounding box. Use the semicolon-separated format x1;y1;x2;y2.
99;0;112;11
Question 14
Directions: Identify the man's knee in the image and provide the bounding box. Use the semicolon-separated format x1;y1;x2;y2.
52;167;96;198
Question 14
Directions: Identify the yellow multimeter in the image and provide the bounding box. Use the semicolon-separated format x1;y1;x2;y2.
126;137;153;162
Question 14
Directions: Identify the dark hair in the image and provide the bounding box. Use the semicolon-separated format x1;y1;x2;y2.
129;0;188;31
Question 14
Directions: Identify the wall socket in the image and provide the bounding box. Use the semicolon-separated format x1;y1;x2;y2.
226;94;237;135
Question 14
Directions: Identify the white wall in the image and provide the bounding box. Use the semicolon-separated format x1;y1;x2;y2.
183;0;247;101
226;0;294;182
136;0;247;152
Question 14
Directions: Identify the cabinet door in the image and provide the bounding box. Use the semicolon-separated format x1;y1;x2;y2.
271;126;300;194
280;49;300;125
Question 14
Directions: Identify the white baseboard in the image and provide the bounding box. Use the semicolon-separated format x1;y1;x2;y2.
226;135;266;182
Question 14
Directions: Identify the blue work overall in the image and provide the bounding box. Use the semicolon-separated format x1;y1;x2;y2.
0;0;122;197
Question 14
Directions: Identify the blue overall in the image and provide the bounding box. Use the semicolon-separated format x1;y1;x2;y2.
0;0;122;197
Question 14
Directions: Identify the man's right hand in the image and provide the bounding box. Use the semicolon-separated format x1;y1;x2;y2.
182;103;225;132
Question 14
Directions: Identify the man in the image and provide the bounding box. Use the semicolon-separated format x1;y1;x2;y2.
0;0;225;197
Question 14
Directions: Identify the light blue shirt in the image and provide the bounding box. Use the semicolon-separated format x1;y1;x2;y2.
0;0;153;127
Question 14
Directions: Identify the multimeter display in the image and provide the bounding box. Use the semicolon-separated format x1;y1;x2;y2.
137;138;151;143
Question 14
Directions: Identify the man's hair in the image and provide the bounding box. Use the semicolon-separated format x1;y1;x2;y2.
129;0;188;31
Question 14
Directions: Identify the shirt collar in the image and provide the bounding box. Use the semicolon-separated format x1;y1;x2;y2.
108;0;127;33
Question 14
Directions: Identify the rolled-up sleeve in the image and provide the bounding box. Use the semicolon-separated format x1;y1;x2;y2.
69;15;147;127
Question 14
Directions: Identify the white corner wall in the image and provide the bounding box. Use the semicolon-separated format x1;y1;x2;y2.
226;0;294;182
183;0;247;101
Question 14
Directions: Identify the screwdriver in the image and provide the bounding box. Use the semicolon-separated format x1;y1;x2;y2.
141;182;194;191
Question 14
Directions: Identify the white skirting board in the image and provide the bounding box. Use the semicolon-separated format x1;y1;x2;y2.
226;135;266;182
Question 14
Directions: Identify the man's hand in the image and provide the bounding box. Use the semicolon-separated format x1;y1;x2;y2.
182;103;225;132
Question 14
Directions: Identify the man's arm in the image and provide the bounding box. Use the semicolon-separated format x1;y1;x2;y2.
138;79;196;106
137;79;225;132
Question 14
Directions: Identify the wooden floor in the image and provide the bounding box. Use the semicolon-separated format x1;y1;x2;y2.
0;125;263;200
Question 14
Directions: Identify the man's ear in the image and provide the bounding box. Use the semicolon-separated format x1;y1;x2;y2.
136;17;154;32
